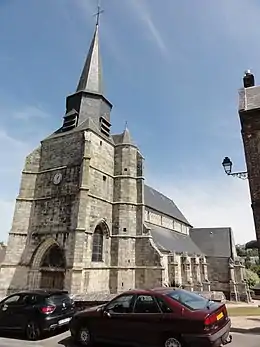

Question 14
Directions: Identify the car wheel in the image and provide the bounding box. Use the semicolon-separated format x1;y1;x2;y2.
77;326;93;346
25;321;41;341
164;336;182;347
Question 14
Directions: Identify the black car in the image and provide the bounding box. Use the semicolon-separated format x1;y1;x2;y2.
0;289;75;340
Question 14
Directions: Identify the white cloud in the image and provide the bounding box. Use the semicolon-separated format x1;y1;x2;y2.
124;0;168;58
0;129;29;172
0;200;14;243
147;175;255;245
0;104;51;242
0;129;29;242
12;106;50;121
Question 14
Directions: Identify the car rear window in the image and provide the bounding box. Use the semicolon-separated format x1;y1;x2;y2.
167;290;210;310
46;293;72;305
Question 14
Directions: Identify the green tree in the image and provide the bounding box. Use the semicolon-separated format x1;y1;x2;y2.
236;245;247;257
245;268;260;288
250;264;260;277
244;255;252;269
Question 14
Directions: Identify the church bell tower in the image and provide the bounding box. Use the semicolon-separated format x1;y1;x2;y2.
0;13;116;296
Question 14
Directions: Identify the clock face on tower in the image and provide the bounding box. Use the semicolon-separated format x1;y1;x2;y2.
53;172;63;185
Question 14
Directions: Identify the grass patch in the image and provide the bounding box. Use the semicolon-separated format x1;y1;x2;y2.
228;307;260;317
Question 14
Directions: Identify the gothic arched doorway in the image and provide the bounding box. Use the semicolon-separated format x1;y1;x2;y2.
39;244;66;290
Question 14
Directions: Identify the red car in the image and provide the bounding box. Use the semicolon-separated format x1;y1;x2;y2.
69;287;232;347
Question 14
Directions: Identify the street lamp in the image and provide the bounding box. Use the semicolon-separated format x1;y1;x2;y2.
222;157;248;180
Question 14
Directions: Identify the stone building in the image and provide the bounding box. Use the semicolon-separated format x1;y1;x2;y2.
0;244;6;266
0;23;249;301
190;228;249;301
239;70;260;255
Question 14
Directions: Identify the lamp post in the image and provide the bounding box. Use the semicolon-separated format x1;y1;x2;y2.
222;157;248;180
222;157;260;258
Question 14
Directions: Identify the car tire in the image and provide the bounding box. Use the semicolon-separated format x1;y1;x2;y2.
77;326;93;346
164;336;183;347
25;321;41;341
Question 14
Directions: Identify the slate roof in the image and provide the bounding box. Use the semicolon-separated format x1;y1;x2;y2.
112;127;135;146
76;24;103;94
146;222;203;255
144;185;190;226
190;228;235;258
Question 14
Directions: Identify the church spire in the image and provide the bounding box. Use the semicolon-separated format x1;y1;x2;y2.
76;18;103;94
61;3;113;135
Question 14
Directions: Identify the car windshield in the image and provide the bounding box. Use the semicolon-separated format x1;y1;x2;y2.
167;290;209;310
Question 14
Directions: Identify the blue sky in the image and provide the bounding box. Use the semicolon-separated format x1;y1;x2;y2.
0;0;258;243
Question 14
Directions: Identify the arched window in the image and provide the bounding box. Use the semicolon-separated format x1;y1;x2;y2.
92;226;103;262
40;244;66;269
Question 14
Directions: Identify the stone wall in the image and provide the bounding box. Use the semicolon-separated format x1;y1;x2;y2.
144;209;189;235
166;253;205;291
111;141;145;292
80;130;114;294
239;90;260;254
206;256;250;301
0;130;87;296
207;257;231;296
0;147;41;296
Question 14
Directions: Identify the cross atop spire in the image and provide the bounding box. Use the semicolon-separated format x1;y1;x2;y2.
93;2;104;26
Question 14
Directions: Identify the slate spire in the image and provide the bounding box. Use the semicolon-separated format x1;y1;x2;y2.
76;23;103;94
121;126;134;145
61;5;113;135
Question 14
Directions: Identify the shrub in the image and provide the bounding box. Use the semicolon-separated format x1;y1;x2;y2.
250;264;260;278
245;268;260;288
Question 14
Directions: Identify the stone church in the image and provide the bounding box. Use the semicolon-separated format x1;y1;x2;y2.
0;23;249;301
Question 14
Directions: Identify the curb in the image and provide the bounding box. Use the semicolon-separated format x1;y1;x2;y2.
230;327;260;335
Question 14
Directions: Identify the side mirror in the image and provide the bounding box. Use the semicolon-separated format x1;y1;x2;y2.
104;310;111;318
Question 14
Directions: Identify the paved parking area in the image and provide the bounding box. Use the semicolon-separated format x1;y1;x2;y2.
0;329;72;347
0;330;259;347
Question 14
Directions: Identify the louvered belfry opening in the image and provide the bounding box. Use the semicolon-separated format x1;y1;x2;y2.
62;109;79;132
100;115;111;136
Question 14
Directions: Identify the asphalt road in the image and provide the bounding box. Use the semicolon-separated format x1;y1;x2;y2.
0;331;258;347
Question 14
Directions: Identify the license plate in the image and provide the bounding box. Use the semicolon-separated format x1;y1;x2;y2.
58;317;71;325
216;312;224;321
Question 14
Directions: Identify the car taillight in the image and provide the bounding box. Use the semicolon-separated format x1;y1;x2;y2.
40;305;56;314
204;308;226;329
204;313;217;326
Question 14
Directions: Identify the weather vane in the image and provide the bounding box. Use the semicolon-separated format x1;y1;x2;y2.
93;1;104;26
